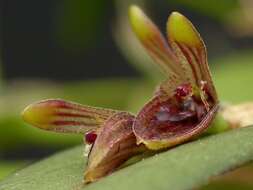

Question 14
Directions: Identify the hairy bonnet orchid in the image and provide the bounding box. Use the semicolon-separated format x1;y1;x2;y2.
22;5;220;183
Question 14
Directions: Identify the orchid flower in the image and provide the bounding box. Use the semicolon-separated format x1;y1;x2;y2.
129;6;219;150
22;5;220;183
22;99;143;183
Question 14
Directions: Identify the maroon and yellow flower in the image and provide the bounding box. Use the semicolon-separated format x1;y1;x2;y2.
22;5;219;183
22;99;144;183
129;6;219;150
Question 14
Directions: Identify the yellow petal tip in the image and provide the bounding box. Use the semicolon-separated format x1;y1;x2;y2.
167;11;201;46
129;4;140;14
129;5;156;40
129;5;143;24
22;102;53;130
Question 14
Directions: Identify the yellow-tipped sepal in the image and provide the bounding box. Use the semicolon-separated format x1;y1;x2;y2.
167;12;202;47
22;99;117;134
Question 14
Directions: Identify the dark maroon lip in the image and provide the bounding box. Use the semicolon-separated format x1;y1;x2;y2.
134;101;218;144
133;82;217;144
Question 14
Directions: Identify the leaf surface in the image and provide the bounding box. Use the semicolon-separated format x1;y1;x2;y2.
1;127;253;190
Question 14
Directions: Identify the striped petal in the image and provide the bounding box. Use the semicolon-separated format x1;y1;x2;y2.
22;99;117;134
167;12;218;102
85;112;145;183
129;5;186;86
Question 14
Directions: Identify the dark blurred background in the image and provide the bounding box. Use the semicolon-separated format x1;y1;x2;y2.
3;0;253;81
2;0;138;80
1;0;253;188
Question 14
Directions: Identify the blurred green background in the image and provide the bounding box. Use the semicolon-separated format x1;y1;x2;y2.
2;0;253;189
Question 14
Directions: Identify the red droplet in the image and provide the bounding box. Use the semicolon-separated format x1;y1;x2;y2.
175;83;192;100
85;131;97;144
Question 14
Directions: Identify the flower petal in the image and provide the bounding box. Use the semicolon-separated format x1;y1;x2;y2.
85;112;145;183
167;12;217;101
133;94;219;150
129;5;186;85
22;99;117;134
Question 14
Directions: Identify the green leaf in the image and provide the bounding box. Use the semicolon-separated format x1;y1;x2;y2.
1;127;253;190
0;161;28;180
